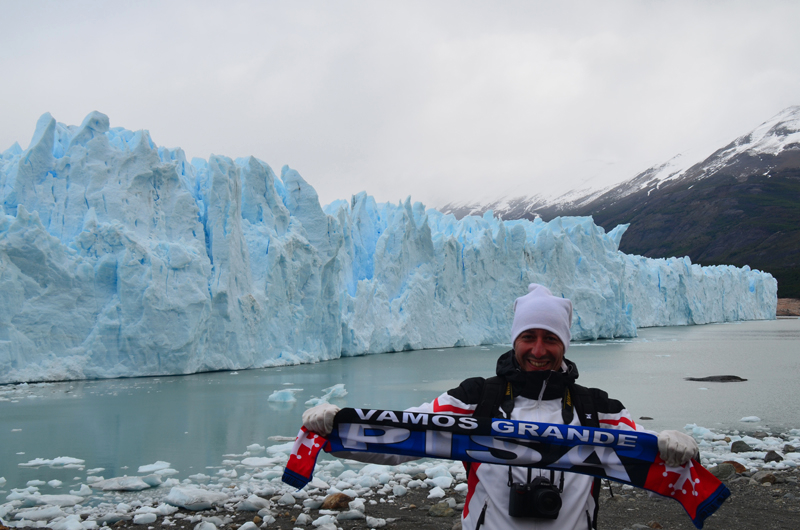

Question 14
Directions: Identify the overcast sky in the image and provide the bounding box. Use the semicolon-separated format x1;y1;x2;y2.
2;1;799;208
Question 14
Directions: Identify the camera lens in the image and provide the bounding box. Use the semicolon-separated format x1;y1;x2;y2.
533;488;562;518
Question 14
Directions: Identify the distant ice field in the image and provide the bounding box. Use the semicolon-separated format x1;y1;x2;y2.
0;318;797;496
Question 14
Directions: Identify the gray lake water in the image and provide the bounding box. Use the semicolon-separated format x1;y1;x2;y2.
1;318;798;492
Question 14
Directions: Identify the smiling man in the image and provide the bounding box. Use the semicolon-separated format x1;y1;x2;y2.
303;283;699;529
513;328;565;371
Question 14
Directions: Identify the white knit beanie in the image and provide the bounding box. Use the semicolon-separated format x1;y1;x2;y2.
511;284;573;352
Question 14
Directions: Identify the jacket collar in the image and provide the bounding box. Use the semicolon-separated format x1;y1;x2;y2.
495;349;579;400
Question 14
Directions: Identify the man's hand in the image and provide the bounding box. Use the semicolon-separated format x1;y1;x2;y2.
657;430;699;466
302;403;340;436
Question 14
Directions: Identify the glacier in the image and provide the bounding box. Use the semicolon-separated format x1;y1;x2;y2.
0;112;777;384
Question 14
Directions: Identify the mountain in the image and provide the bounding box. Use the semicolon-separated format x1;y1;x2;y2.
441;106;800;298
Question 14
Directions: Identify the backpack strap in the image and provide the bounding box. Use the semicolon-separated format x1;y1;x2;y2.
472;376;513;419
464;376;512;475
569;384;601;529
569;384;600;428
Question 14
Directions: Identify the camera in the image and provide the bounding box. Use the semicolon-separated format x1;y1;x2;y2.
508;475;562;519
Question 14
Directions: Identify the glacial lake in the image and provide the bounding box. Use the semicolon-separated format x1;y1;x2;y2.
1;318;798;492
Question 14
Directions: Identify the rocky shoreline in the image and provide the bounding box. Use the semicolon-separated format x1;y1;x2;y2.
3;425;800;530
39;465;797;530
777;298;800;317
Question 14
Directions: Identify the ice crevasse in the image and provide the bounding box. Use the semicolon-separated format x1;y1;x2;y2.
0;112;777;383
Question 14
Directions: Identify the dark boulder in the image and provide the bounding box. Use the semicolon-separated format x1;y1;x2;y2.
731;440;754;453
764;450;784;463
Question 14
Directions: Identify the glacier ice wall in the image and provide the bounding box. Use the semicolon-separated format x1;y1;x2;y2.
0;112;777;383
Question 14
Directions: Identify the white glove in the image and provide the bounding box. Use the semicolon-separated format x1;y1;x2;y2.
657;430;699;466
302;403;340;436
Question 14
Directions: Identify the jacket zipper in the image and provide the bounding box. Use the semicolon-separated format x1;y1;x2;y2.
475;501;488;530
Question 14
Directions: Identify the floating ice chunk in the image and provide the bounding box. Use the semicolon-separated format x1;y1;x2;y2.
240;457;278;467
91;476;158;491
267;435;296;442
740;416;761;423
138;461;171;473
20;494;86;507
47;480;62;488
266;442;295;455
19;457;86;468
0;477;5;486
133;513;157;525
49;514;87;530
305;384;348;406
246;444;265;454
268;389;302;403
14;505;66;521
322;383;347;399
27;480;46;486
7;486;40;501
165;487;229;510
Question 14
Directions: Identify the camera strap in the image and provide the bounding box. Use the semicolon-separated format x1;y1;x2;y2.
507;466;564;493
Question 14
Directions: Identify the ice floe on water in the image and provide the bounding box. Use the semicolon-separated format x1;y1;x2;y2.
18;458;85;470
266;389;302;403
1;425;798;529
740;416;762;423
305;384;348;407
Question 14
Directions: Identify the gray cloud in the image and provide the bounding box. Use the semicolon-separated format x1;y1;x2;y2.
2;0;799;207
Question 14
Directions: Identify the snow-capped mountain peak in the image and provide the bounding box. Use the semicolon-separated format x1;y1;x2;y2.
441;105;800;220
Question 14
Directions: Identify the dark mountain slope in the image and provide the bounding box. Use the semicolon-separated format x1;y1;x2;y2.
585;160;800;297
440;107;800;297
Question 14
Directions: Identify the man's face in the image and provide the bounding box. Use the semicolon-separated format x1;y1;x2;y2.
513;328;565;372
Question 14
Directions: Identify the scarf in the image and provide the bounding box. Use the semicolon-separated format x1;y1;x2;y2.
282;408;729;529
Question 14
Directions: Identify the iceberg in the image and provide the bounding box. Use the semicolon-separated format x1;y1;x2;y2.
0;112;777;384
